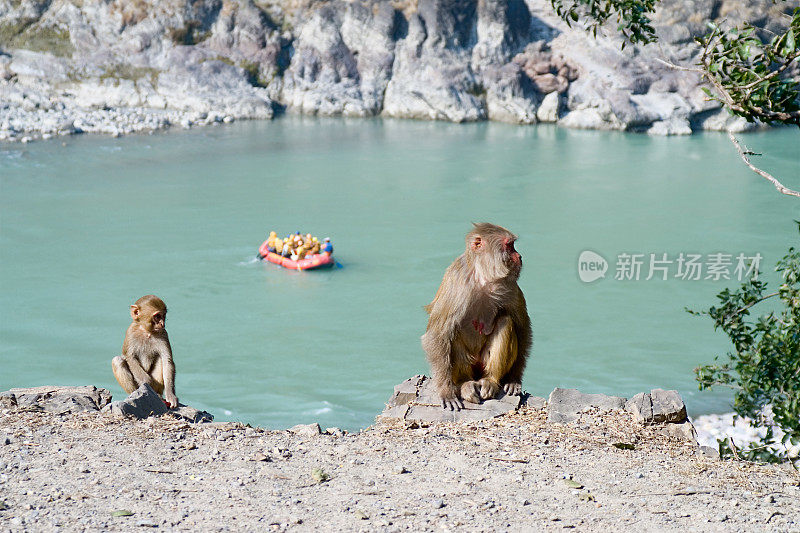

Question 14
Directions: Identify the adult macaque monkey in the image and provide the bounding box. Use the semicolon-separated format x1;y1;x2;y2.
112;295;178;408
422;223;532;411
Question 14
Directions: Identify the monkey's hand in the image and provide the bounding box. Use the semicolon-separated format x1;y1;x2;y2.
503;382;522;396
439;387;464;411
165;392;179;409
442;396;464;411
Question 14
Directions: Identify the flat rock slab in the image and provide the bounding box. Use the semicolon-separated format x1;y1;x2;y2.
288;423;322;437
547;388;626;423
379;375;532;423
524;395;547;410
0;386;112;414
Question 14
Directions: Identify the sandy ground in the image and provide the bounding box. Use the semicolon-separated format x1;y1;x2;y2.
1;406;798;532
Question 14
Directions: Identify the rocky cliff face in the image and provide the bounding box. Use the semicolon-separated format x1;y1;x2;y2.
0;0;791;140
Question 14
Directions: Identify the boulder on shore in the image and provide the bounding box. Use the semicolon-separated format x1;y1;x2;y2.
545;386;697;444
379;375;545;424
546;387;627;423
101;383;168;419
0;385;111;414
101;383;213;423
625;389;688;424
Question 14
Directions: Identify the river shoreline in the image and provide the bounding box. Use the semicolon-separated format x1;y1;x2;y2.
2;403;799;532
3;0;788;144
693;412;800;462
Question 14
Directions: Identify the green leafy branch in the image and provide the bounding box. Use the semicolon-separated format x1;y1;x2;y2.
549;0;658;46
692;222;800;464
656;8;800;198
697;8;800;126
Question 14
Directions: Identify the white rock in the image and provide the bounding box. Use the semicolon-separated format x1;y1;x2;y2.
647;117;692;136
536;92;561;123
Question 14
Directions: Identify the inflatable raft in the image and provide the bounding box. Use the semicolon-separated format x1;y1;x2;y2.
258;241;335;271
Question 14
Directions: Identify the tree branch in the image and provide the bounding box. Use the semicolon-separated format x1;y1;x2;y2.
722;292;780;326
728;133;800;198
653;57;703;73
657;55;800;199
726;105;800;123
737;50;800;91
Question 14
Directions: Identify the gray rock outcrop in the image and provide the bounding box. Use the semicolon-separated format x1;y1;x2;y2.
625;389;696;443
102;383;169;419
169;404;215;423
0;385;112;414
547;386;697;444
101;383;213;422
1;0;790;141
626;389;688;424
379;375;542;423
288;423;323;437
667;420;698;443
546;387;627;423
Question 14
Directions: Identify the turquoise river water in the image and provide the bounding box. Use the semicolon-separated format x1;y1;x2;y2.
1;118;798;431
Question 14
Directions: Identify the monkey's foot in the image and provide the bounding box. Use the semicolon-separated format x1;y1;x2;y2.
460;381;482;404
503;382;522;396
478;378;500;401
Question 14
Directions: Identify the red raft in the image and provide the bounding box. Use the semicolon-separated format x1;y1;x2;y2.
258;241;335;271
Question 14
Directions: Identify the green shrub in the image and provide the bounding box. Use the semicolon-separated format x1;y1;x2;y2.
696;8;800;127
692;222;800;464
99;64;159;86
0;19;74;57
168;20;210;46
239;60;268;88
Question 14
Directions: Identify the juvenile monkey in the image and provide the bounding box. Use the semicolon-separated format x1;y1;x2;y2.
421;223;532;410
112;295;178;407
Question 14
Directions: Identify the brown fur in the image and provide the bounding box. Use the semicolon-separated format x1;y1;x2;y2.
421;223;532;410
111;295;178;407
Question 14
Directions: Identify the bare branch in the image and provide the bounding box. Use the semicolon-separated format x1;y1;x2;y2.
653;57;703;73
728;133;800;198
658;53;800;199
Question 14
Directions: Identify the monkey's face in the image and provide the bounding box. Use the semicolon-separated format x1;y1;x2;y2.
466;224;524;282
130;295;168;336
149;309;166;333
469;234;522;282
132;304;166;333
503;238;522;266
501;238;522;279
